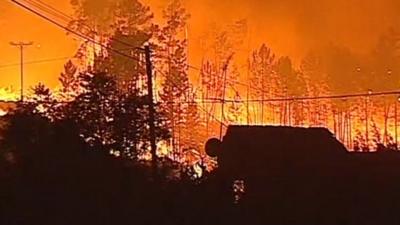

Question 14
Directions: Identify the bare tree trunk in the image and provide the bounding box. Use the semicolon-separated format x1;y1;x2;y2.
348;111;353;149
383;103;390;145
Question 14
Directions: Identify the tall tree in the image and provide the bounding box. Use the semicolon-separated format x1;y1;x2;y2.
320;45;360;143
249;44;276;124
157;0;190;154
93;30;151;93
275;56;307;125
70;0;154;71
65;72;118;149
70;0;153;35
300;52;329;126
364;29;400;145
64;71;169;158
59;60;80;100
181;88;205;153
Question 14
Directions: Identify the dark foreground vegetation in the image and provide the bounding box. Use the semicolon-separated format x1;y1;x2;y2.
0;66;237;224
0;112;232;225
2;111;400;225
0;72;224;225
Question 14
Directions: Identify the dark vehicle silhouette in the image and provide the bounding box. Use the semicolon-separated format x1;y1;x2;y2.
206;125;400;225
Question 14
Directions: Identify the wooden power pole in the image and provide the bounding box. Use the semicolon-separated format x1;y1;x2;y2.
10;41;33;102
145;45;158;162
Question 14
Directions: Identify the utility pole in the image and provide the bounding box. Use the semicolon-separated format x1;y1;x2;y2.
394;100;398;150
10;41;33;102
246;62;250;125
145;45;158;163
395;100;398;149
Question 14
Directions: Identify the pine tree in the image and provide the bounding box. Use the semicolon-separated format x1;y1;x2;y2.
94;29;151;93
29;83;57;120
157;0;190;154
366;29;400;145
70;0;154;77
63;71;169;157
300;52;329;126
323;45;361;143
66;72;118;149
181;89;205;153
249;44;276;124
59;60;80;100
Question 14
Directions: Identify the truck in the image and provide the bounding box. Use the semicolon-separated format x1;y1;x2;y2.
205;125;400;225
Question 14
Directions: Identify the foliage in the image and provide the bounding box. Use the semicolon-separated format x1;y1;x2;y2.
62;72;170;158
180;89;205;152
70;0;153;36
156;0;191;152
1;105;52;161
59;60;80;100
103;30;150;91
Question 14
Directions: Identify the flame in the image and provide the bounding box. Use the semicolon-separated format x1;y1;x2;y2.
200;95;400;151
0;87;19;101
0;108;8;117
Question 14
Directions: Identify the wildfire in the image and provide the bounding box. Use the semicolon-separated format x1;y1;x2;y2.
0;87;19;101
199;93;400;151
0;87;19;117
0;109;7;117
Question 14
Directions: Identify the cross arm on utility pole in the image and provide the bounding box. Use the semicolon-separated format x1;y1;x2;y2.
10;41;34;47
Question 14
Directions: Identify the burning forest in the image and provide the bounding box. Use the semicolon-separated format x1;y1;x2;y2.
1;0;400;155
2;1;400;224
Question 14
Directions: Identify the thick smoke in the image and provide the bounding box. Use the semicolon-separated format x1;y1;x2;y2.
177;0;400;60
1;0;399;89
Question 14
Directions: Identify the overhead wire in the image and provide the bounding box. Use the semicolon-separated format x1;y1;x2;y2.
23;0;145;51
12;0;143;62
15;0;400;127
12;0;228;127
0;56;73;69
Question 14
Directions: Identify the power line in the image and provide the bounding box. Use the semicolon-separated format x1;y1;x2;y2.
23;0;71;23
22;0;374;105
187;62;259;91
22;0;145;51
15;1;399;108
152;65;228;127
204;90;400;103
12;0;143;63
32;0;72;21
17;0;233;95
13;0;227;128
0;56;72;69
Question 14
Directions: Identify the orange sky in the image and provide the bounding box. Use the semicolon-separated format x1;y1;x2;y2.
1;0;399;92
0;0;78;92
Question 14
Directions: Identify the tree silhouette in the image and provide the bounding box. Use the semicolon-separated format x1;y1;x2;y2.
70;0;154;71
59;60;80;100
180;88;205;153
250;44;277;124
1;104;52;164
60;71;170;158
103;29;150;92
300;52;329;126
157;0;190;155
65;72;118;150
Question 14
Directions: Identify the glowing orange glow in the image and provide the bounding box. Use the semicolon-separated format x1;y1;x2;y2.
2;0;400;153
0;87;19;101
2;0;400;89
0;109;8;117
